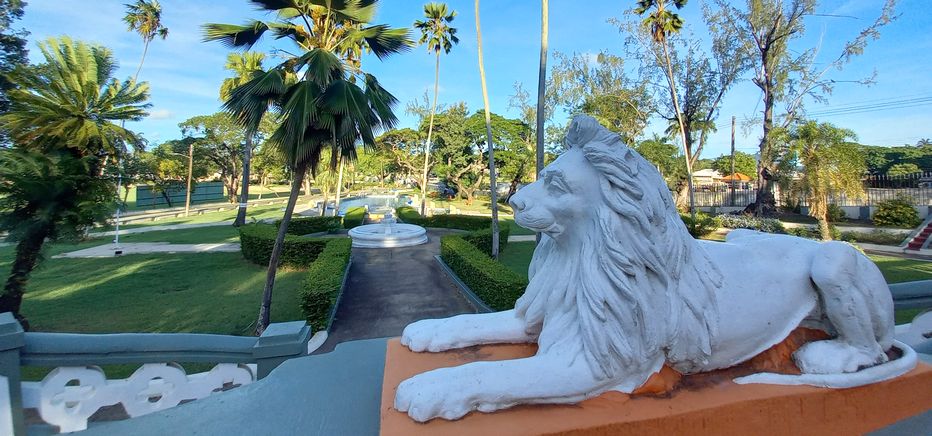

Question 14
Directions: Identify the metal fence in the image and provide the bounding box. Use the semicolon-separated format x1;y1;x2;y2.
136;181;226;207
692;172;932;208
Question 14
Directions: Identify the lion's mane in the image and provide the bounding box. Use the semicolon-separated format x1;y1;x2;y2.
515;116;724;383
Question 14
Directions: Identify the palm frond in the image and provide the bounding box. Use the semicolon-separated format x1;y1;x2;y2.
202;21;270;50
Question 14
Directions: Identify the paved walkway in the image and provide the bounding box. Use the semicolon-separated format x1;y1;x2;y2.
53;242;240;258
316;229;477;353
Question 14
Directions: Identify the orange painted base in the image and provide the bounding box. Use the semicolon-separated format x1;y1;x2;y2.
380;339;932;436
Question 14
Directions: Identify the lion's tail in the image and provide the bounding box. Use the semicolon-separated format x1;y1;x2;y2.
732;340;918;389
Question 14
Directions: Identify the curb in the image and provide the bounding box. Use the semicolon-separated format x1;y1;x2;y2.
433;254;493;313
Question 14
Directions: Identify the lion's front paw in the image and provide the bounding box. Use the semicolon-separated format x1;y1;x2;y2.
400;318;462;352
394;368;479;422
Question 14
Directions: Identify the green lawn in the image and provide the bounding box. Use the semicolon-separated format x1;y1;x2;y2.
1;251;304;335
118;203;294;229
498;241;931;324
122;184;293;211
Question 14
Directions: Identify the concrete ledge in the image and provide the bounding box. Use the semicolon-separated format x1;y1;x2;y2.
434;255;493;313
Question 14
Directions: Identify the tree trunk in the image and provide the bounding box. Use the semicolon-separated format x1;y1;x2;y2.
161;190;173;208
1;226;50;329
817;217;833;241
334;157;345;215
661;38;696;228
750;50;778;217
421;52;442;215
234;133;254;227
475;0;500;259
256;161;307;335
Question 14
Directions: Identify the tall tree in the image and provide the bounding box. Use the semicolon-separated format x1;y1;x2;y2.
782;121;865;240
0;37;149;325
204;0;411;334
220;51;266;226
414;2;459;215
709;0;897;215
622;6;749;209
634;0;696;224
0;0;29;144
474;0;500;258
123;0;168;81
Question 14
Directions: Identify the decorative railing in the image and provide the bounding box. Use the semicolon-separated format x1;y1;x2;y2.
0;313;312;435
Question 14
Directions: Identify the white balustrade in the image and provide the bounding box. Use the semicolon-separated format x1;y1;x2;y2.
21;363;255;433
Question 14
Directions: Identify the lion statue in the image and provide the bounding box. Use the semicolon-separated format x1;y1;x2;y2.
394;115;917;422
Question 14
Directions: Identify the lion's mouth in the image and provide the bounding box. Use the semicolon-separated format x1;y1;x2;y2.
515;213;563;236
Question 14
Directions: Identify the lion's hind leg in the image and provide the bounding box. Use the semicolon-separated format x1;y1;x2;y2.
798;241;891;374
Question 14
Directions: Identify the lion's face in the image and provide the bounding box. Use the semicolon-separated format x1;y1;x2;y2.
509;148;602;241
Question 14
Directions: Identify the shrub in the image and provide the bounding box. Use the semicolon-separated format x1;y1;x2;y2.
300;238;352;331
717;214;786;234
872;195;921;228
787;225;840;241
342;206;367;229
440;235;527;311
238;224;328;267
275;216;342;236
826;204;847;223
679;211;720;238
395;206;493;231
462;225;511;255
840;229;906;246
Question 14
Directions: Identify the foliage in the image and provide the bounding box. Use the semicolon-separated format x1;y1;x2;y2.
787;225;840;241
872;195;921;228
300;238;352;332
1;37;149;156
238;224;328;268
826;203;847;223
548;51;651;143
0;0;28;138
886;163;921;177
275;216;342;236
462;225;510;256
634;134;682;184
717;214;785;233
780;121;864;239
864;144;932;174
180;112;257;203
839;230;906;246
711;151;757;180
440;235;527;311
123;0;168;43
679;211;719;238
396;206;491;230
342;206;367;229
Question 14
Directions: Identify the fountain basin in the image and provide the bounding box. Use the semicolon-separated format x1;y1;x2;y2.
348;223;428;248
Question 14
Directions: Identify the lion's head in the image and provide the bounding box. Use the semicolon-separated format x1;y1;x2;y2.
509;115;723;381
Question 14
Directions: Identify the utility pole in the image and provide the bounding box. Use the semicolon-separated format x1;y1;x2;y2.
184;140;194;217
730;116;736;207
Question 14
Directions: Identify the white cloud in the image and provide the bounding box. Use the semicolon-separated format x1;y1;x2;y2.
149;109;174;120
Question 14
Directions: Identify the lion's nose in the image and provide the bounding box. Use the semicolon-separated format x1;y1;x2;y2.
509;195;525;212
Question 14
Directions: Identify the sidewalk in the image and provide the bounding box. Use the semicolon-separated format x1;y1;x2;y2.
53;242;240;258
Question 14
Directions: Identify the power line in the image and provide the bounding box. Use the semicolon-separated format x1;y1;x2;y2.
806;96;932;117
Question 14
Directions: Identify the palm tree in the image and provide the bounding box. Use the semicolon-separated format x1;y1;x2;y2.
204;0;411;334
123;0;169;81
414;2;459;216
474;0;500;259
535;0;548;244
221;52;266;226
118;0;167;243
634;0;695;226
0;37;149;326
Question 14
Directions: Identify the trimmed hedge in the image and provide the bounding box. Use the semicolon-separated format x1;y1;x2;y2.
717;214;786;233
238;224;328;268
680;211;720;238
440;235;527;311
343;206;367;229
462;225;510;255
395;206;494;231
275;216;342;236
300;238;352;331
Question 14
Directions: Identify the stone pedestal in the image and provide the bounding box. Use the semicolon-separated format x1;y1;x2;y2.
380;339;932;436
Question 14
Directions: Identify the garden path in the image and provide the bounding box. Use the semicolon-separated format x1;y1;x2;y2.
316;229;478;353
53;242;240;258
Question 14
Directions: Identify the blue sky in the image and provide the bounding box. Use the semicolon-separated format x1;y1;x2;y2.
19;0;932;159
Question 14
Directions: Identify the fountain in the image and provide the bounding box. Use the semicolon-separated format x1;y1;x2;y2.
347;211;428;248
